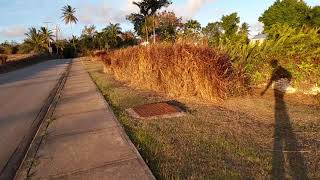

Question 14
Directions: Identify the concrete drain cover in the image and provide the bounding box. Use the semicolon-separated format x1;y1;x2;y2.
126;101;186;120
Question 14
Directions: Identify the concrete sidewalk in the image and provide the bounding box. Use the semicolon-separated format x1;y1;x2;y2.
16;59;155;180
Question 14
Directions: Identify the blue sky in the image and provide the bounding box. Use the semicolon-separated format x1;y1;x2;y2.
0;0;319;43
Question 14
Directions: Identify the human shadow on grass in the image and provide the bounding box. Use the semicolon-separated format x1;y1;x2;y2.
261;60;308;179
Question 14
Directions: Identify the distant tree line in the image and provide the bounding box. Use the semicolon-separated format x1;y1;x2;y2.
1;0;319;58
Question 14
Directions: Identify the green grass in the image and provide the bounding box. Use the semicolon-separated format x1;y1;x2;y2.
82;59;320;179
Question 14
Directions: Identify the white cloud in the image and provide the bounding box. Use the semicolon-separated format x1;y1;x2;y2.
76;0;217;25
74;0;215;25
0;26;26;38
77;1;130;25
171;0;215;19
125;0;140;13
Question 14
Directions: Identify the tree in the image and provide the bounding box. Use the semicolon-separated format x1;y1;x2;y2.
184;19;201;32
55;40;67;57
0;41;19;54
120;31;137;47
238;23;250;44
61;5;78;48
80;25;97;51
259;0;310;31
179;19;202;42
308;6;320;27
239;23;249;35
156;11;182;41
40;27;54;50
82;25;96;37
101;23;123;49
202;22;222;45
141;16;154;42
127;0;172;42
24;27;47;53
221;13;240;38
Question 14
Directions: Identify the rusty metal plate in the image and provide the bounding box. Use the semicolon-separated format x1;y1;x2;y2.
126;102;186;119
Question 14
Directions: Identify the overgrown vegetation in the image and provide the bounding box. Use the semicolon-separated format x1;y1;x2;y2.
98;43;247;100
83;59;320;179
87;0;320;101
222;25;320;88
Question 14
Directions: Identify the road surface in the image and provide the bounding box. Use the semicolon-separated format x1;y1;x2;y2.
0;59;71;176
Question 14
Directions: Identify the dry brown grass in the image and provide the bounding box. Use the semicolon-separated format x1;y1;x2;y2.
0;54;8;65
0;54;57;74
94;43;247;101
7;54;36;62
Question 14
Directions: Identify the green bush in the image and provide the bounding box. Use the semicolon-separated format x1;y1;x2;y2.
220;24;320;88
63;44;76;58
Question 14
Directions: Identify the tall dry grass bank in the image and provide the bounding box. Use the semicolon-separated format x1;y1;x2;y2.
95;43;247;101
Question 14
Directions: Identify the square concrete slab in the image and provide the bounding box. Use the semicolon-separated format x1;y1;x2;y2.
30;129;136;179
54;96;106;116
48;109;118;137
49;158;153;180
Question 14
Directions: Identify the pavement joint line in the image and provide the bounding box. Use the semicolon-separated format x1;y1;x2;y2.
44;127;116;140
10;59;73;180
50;109;105;118
33;157;140;180
52;108;107;119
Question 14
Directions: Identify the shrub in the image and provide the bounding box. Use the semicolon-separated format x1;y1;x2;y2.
0;54;8;65
98;43;247;100
63;44;76;58
221;25;320;88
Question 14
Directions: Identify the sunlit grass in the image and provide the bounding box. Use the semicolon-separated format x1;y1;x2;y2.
83;59;320;179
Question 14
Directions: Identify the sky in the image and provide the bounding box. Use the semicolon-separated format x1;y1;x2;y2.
0;0;319;43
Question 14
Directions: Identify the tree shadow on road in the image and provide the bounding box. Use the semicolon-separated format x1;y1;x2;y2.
261;60;308;179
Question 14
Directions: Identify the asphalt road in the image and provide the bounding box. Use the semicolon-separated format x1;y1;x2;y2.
0;59;71;175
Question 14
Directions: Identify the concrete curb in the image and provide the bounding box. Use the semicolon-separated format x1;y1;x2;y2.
81;60;156;180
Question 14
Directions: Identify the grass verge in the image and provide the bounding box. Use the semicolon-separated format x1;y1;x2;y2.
82;59;320;179
0;54;58;74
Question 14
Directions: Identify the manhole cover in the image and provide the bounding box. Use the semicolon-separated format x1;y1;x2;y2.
126;101;186;119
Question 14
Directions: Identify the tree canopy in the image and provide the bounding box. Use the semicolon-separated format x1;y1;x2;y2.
259;0;311;30
221;12;240;37
61;5;78;25
156;11;182;41
308;6;320;27
127;0;172;35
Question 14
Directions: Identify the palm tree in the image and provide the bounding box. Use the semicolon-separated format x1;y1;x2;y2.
141;17;153;43
239;23;250;35
61;5;78;48
40;27;54;51
55;40;66;57
102;23;122;48
24;27;46;53
82;25;96;37
81;25;97;50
